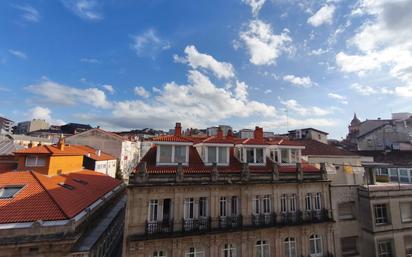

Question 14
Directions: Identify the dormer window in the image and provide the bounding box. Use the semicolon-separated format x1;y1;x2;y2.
206;146;229;165
25;156;46;167
237;147;266;165
271;147;302;164
156;144;190;165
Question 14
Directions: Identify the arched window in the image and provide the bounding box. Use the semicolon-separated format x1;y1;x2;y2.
255;240;269;257
284;237;297;257
222;243;236;257
152;250;166;257
309;234;323;256
185;247;205;257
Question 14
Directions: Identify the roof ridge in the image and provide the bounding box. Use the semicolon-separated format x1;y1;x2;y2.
43;145;54;154
30;171;69;219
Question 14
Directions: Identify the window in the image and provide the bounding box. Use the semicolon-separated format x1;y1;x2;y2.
185;247;204;257
231;196;239;216
389;168;398;182
174;146;186;163
289;194;297;212
153;250;166;257
0;185;24;199
148;200;159;222
338;202;355;220
159;145;172;163
341;237;358;256
305;193;312;211
309;234;323;256
222;244;236;257
400;202;412;222
199;197;208;218
281;194;287;213
281;149;289;163
220;197;227;217
256;148;264;163
262;195;271;214
219;147;228;163
255;240;269;257
314;193;322;210
284;237;297;257
374;204;389;225
246;148;254;163
25;156;46;167
400;168;410;183
253;196;261;215
184;198;195;219
208;146;217;163
58;182;75;190
377;240;393;257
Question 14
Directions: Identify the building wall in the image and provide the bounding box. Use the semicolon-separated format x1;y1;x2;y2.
16;154;83;175
125;181;333;257
17;154;51;174
95;159;117;178
120;141;140;178
307;130;328;144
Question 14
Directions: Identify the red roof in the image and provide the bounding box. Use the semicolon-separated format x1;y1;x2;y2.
299;139;356;156
152;135;193;143
14;144;85;156
0;170;121;224
74;145;116;161
200;136;235;144
138;145;319;174
267;138;305;146
239;138;269;145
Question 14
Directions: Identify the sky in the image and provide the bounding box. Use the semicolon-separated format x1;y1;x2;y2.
1;0;412;139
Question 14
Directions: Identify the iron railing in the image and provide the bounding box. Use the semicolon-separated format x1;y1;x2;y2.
182;217;211;233
145;219;174;235
218;215;243;229
251;213;276;227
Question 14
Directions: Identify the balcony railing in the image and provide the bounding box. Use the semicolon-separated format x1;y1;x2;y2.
218;215;243;229
280;211;301;225
251;213;276;227
303;209;332;223
182;217;211;233
145;219;174;235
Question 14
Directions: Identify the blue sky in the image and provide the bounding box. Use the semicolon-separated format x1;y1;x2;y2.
1;0;412;139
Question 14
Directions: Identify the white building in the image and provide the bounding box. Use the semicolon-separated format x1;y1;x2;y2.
65;128;140;179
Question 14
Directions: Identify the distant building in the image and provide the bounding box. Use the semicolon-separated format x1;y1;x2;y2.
28;128;71;143
0;116;13;134
288;128;329;144
5;134;53;147
239;128;254;138
206;125;232;136
65;128;141;179
14;119;49;135
0;138;125;257
60;122;92;134
76;145;117;178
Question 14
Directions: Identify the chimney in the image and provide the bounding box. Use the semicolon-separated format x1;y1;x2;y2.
175;122;182;136
217;127;223;139
227;129;234;139
28;141;33;148
57;136;65;151
37;142;42;146
254;126;263;140
96;149;101;156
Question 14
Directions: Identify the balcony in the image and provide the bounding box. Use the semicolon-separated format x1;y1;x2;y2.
218;215;243;229
145;219;174;236
182;217;211;233
280;212;301;225
303;209;332;223
251;213;276;227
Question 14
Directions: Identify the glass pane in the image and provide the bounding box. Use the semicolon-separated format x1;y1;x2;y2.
159;145;172;163
263;245;269;257
256;148;264;163
246;148;254;163
208;146;217;163
218;147;228;163
36;157;46;166
281;149;289;163
26;156;37;166
174;146;186;163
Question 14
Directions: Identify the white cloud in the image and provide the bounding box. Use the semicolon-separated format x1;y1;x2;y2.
283;74;315;88
254;117;337;131
350;83;394;96
337;0;412;97
239;19;293;65
61;0;103;21
102;84;114;94
242;0;266;17
281;99;332;116
264;89;272;94
8;49;27;59
80;58;100;64
26;79;112;109
327;93;348;104
309;48;328;56
307;5;335;27
174;45;235;79
131;29;171;58
28;106;65;125
134;86;150;98
13;4;40;23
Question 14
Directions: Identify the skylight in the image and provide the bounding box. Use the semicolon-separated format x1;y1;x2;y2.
73;178;88;185
58;182;75;190
0;185;24;199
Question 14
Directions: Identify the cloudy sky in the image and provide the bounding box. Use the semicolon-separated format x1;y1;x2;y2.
1;0;411;139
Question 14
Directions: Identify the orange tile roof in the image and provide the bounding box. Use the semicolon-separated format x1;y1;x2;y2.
152;135;193;143
200;136;235;144
0;170;122;224
239;138;269;145
15;144;86;156
73;145;116;161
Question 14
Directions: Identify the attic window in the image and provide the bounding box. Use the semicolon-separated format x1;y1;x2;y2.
0;185;24;199
58;182;75;190
73;178;88;185
25;156;46;167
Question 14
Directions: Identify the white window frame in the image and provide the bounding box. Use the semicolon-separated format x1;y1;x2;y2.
25;156;46;167
314;193;322;210
155;143;190;165
185;247;205;257
305;193;312;211
152;250;167;257
377;240;393;257
222;243;236;257
289;194;297;213
204;145;230;165
255;240;269;257
374;204;389;225
148;200;159;222
220;197;227;217
199;197;208;218
262;195;271;214
238;146;266;166
284;237;297;257
184;198;196;220
309;234;323;257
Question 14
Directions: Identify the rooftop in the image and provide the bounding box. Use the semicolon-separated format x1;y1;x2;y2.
299;139;357;156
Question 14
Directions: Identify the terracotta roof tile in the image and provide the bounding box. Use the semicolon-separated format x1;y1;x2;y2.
299;139;356;156
152;135;193;143
15;144;86;156
73;145;116;161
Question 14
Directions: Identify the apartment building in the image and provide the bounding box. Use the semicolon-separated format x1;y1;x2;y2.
0;138;125;257
0;116;13;134
14;119;49;134
124;123;335;257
